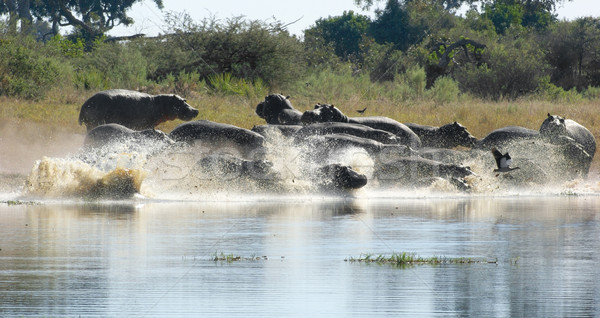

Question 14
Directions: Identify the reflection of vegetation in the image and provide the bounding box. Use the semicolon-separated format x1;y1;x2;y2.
212;252;269;263
345;252;496;266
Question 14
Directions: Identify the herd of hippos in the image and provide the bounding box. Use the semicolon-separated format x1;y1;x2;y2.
77;89;597;194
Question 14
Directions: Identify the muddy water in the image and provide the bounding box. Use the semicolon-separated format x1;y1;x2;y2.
1;196;599;317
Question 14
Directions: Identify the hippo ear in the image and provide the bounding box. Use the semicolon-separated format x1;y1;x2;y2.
330;104;335;108
286;96;290;99
314;104;320;109
547;113;551;117
560;118;565;123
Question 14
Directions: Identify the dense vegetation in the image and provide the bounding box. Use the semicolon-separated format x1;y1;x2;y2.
1;0;599;102
0;0;599;132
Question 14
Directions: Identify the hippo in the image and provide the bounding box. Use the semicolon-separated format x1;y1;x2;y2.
475;126;540;149
169;120;265;159
83;123;174;148
251;124;303;138
294;122;400;144
255;94;303;125
195;153;277;181
295;133;416;161
540;113;596;158
404;122;477;148
374;156;474;190
315;163;368;191
79;89;199;131
300;103;421;148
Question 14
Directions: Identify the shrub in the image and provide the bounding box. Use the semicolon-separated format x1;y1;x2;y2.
142;14;305;90
453;35;548;100
427;76;460;104
0;36;68;99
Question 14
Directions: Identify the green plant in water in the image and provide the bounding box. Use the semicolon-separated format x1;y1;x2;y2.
212;251;269;262
345;252;495;267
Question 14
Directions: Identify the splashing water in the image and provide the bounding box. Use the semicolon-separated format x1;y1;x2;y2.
5;128;599;202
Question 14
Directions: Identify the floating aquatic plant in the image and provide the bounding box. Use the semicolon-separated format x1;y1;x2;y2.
211;252;269;263
345;252;496;266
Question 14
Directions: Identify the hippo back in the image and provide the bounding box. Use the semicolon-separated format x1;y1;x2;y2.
540;114;596;157
295;122;400;144
476;126;540;149
349;116;422;148
170;120;265;157
405;122;476;148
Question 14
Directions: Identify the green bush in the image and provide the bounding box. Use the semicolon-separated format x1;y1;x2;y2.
0;36;68;99
453;34;548;100
72;40;149;90
427;76;460;104
140;14;305;91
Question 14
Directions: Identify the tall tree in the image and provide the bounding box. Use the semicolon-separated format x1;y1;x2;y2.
3;0;163;40
304;11;371;62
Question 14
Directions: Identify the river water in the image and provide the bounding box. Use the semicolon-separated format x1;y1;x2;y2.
2;125;600;317
1;195;599;317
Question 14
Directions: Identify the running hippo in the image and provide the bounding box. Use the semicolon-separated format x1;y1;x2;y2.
315;163;368;191
79;89;199;131
296;133;416;161
294;122;400;144
301;104;421;148
374;156;474;190
540;113;596;158
169;120;265;159
404;122;477;148
475;126;540;149
195;153;277;181
255;94;303;125
251;124;303;138
83;123;174;148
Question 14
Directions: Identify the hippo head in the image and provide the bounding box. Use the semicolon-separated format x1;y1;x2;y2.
540;113;568;138
256;94;294;124
301;104;349;125
159;94;199;121
438;122;478;148
318;164;368;190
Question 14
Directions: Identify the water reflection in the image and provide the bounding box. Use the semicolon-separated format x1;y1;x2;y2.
0;196;599;317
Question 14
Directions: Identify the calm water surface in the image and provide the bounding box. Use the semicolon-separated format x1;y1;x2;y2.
1;196;599;317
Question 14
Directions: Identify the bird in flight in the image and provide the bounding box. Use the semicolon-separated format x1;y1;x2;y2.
356;107;367;114
491;147;519;172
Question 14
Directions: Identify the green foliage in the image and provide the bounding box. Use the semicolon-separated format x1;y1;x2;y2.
543;18;600;90
145;14;305;90
304;11;371;63
427;76;460;104
403;66;427;98
535;76;583;102
453;32;549;100
0;36;68;99
207;73;268;98
584;86;600;100
72;40;149;90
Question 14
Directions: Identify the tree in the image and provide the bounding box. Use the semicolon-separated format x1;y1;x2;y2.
2;0;163;41
482;0;563;34
356;0;477;11
304;11;371;63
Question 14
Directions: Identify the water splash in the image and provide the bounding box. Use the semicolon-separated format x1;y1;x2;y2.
7;129;600;201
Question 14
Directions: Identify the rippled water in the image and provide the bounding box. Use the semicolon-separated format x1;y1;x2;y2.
1;196;599;317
